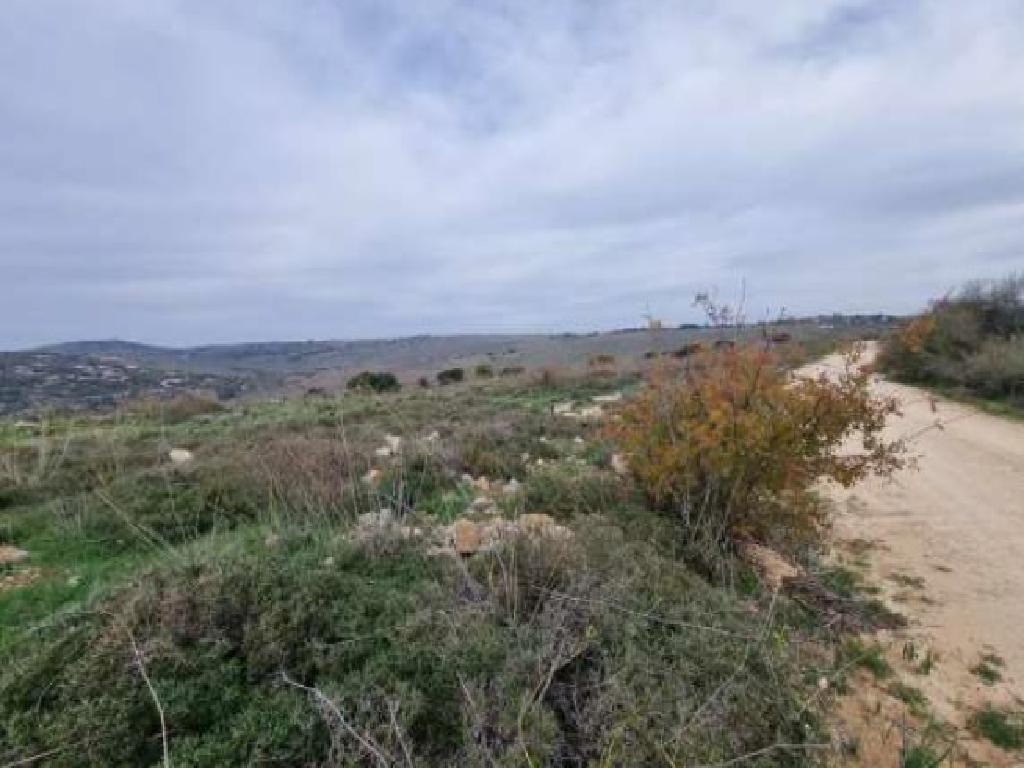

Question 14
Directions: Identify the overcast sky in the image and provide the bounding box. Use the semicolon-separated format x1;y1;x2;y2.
2;1;1023;348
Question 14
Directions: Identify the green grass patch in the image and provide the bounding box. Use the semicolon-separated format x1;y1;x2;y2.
969;705;1024;750
842;638;892;680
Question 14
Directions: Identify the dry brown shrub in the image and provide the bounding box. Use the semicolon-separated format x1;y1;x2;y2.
608;345;904;555
125;392;224;423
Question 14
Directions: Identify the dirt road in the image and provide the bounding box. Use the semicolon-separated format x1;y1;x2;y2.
805;346;1024;763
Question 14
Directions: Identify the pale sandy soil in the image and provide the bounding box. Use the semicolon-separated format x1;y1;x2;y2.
803;345;1024;766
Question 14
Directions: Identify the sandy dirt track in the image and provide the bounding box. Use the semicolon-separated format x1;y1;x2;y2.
805;346;1024;763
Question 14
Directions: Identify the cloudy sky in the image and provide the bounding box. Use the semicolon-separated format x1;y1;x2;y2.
2;0;1023;348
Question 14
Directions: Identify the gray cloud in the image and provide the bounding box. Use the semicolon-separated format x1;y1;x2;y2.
2;0;1023;347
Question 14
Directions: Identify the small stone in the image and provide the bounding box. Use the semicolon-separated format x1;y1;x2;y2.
552;401;574;415
470;496;497;514
384;434;402;452
502;479;522;495
374;446;393;458
610;453;629;475
425;430;441;442
592;392;623;403
322;556;336;567
578;405;604;419
573;436;585;445
168;448;193;466
264;533;281;548
0;546;29;565
362;468;383;484
818;677;829;691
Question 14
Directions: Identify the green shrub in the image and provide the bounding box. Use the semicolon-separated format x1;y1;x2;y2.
0;522;827;766
969;705;1024;749
879;273;1024;405
346;371;400;393
474;364;494;379
436;368;464;386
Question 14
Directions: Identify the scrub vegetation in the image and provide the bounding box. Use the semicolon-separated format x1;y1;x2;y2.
879;272;1024;410
0;334;906;766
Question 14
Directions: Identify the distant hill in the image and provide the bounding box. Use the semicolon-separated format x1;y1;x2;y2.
5;316;898;416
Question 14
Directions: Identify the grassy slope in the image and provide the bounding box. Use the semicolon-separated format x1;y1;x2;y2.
0;365;873;766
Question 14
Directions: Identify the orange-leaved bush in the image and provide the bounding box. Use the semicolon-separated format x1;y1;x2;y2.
608;344;904;554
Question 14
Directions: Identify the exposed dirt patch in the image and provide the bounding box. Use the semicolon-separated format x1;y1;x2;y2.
0;566;42;592
805;346;1024;766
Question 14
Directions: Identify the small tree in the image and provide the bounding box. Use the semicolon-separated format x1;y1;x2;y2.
436;368;465;386
474;364;494;378
346;371;400;393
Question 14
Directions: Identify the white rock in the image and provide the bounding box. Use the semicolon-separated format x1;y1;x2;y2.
0;546;29;565
357;508;395;528
573;436;585;445
470;496;496;512
578;405;604;419
374;446;393;458
425;430;441;442
610;453;629;475
502;479;522;495
552;401;574;415
384;434;403;452
168;448;194;466
362;468;383;484
592;392;623;403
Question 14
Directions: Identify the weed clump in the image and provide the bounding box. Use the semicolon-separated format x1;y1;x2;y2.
969;705;1024;749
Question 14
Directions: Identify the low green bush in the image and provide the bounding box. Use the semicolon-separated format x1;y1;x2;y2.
0;521;827;767
346;371;400;393
436;368;464;386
